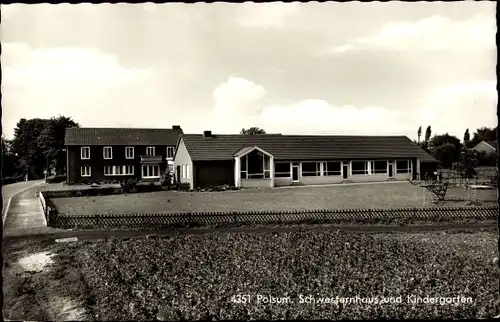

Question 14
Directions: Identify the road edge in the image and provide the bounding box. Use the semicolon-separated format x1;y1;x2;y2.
2;181;46;226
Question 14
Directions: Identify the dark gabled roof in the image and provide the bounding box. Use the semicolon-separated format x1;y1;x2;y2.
180;134;438;162
65;127;183;146
484;141;498;150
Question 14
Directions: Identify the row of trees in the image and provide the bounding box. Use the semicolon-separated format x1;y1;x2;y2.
2;116;79;182
415;125;497;171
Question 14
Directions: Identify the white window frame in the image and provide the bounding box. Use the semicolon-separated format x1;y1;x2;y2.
81;165;91;177
351;161;369;175
370;160;388;175
105;165;135;176
125;147;135;159
186;165;190;179
146;146;155;156
182;164;186;179
142;165;160;178
103;147;113;159
301;161;321;177
274;162;292;178
104;166;113;176
81;147;90;160
166;146;175;159
322;161;342;176
396;160;412;174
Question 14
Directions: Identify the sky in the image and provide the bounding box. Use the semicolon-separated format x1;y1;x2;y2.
1;2;497;141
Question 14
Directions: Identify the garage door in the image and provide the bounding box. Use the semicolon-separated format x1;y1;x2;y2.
195;161;234;188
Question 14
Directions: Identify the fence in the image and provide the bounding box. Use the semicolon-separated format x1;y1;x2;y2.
46;206;499;229
438;169;498;187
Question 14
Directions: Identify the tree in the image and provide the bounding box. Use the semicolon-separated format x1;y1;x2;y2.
1;135;21;180
469;126;497;147
38;116;79;174
433;143;457;168
429;133;461;154
10;116;79;179
240;127;266;135
463;129;470;146
417;126;422;144
421;125;432;152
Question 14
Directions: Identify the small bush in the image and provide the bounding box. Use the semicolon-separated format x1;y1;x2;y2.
46;174;66;183
81;178;91;185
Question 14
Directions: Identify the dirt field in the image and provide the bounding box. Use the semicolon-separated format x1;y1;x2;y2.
3;229;498;320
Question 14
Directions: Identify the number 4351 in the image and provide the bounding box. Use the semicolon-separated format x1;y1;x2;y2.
231;294;251;304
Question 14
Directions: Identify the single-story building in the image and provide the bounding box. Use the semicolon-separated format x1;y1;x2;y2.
472;140;498;155
173;131;439;189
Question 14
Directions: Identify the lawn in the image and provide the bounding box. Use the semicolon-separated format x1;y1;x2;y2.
50;182;497;216
4;229;497;320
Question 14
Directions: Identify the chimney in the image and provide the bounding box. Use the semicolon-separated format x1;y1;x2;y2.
172;125;181;130
203;130;212;138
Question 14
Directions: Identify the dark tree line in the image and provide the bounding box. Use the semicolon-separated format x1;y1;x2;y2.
416;125;497;170
2;115;79;183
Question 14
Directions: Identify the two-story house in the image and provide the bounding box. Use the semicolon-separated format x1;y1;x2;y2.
64;126;183;183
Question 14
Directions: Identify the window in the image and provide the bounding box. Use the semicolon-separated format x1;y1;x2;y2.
275;162;291;178
186;165;190;179
146;146;155;156
81;165;91;177
370;161;388;174
124;165;134;175
166;146;175;158
240;150;271;179
323;161;341;176
105;165;134;176
396;160;412;174
302;162;321;176
103;147;112;159
104;166;113;176
142;165;160;178
81;147;90;159
125;147;134;159
351;161;369;175
263;157;271;179
240;156;248;179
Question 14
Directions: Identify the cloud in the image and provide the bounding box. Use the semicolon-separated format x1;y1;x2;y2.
1;43;160;138
2;42;151;89
235;2;301;29
323;14;495;54
209;77;497;141
212;77;267;132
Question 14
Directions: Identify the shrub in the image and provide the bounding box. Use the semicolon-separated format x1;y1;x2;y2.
81;178;91;185
46;174;66;184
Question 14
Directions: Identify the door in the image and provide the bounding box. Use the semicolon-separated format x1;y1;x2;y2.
292;166;299;182
342;163;349;180
388;163;394;178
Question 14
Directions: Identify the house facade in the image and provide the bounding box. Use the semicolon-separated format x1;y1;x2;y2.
65;126;183;183
173;131;439;190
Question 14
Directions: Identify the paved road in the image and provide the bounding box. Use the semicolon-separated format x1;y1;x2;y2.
2;180;45;223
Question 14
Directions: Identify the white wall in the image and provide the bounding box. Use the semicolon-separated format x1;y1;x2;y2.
173;138;194;189
241;179;273;188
